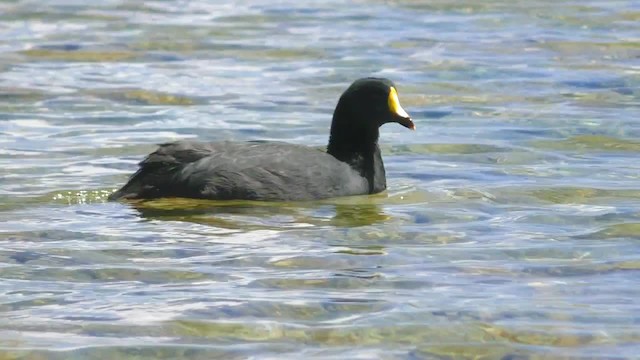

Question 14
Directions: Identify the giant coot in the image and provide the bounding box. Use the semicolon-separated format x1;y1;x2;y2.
109;77;414;201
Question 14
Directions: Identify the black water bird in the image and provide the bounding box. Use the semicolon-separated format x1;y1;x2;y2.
109;78;414;201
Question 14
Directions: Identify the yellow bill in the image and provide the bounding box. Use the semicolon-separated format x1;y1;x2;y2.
388;86;415;130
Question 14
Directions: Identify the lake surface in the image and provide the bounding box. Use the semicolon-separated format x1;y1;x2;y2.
1;0;639;358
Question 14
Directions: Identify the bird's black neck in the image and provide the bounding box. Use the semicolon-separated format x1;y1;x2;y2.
326;104;386;194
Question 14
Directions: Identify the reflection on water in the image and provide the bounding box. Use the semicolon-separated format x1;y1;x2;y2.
128;198;388;229
1;0;639;358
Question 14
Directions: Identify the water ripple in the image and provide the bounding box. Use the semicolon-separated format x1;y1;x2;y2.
1;0;639;358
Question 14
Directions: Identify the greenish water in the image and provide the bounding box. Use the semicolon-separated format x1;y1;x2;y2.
1;0;639;358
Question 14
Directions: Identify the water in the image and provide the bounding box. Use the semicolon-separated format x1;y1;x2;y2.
1;0;639;358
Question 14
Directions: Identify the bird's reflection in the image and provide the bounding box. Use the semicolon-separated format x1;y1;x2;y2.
126;196;389;229
331;203;390;227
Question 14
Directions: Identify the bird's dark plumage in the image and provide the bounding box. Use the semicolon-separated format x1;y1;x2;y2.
109;77;414;202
